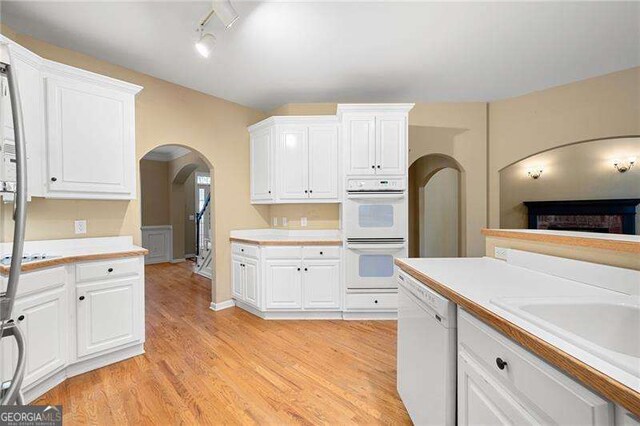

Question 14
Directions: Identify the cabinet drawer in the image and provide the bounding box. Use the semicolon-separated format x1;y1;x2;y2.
231;243;259;258
345;292;397;310
1;266;66;298
76;257;140;283
302;246;340;259
458;310;613;425
262;246;302;259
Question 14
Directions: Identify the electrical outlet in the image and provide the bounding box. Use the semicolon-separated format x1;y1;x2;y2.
282;217;288;227
74;220;87;235
494;246;508;260
272;217;278;227
300;217;308;227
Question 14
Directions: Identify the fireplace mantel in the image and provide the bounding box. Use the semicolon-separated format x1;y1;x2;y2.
523;199;640;235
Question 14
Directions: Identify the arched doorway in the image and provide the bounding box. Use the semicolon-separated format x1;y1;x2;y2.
139;144;214;284
408;154;463;258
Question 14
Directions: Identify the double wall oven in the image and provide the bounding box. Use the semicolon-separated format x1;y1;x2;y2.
345;178;407;290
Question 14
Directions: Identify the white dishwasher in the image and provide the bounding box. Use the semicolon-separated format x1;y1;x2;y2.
397;271;457;426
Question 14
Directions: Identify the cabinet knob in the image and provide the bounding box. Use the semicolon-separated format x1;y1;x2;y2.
107;267;113;273
309;190;313;194
297;267;301;271
268;190;271;194
371;165;375;169
17;315;24;322
495;357;508;370
320;251;323;255
374;300;379;304
241;248;244;252
50;177;57;182
79;296;85;301
304;190;308;194
304;267;308;272
377;165;381;169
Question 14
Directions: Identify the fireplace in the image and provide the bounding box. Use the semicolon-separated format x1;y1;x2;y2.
523;199;640;235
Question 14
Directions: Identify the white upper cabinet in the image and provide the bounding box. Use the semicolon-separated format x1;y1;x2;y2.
43;63;141;199
250;126;274;203
248;116;340;204
339;104;413;177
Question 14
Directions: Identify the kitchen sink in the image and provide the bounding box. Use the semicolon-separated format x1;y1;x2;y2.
492;296;640;377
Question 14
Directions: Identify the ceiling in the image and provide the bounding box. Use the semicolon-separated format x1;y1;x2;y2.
142;145;191;161
2;1;639;111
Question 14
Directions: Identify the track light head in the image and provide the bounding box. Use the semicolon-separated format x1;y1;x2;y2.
213;0;239;29
195;30;216;58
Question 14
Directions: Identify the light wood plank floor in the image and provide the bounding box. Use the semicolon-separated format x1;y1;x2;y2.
36;262;411;425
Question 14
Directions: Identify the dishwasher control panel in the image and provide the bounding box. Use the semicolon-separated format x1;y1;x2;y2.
398;270;454;321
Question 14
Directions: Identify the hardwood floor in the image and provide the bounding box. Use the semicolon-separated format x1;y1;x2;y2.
35;262;411;425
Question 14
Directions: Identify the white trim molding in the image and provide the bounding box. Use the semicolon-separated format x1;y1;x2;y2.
209;300;235;311
141;225;173;264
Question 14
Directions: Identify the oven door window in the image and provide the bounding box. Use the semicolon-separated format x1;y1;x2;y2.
359;254;394;277
358;205;394;228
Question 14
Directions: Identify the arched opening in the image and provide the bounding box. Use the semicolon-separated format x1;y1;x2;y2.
139;144;214;290
408;154;463;258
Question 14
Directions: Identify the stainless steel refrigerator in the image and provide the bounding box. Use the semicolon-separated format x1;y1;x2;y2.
0;42;28;405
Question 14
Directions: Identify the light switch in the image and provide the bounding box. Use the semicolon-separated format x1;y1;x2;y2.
189;214;195;221
75;220;87;234
494;246;508;260
300;217;308;227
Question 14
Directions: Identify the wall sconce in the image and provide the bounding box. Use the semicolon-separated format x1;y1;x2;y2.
613;157;636;173
527;166;544;179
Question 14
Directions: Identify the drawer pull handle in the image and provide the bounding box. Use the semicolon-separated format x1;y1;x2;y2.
241;248;244;252
107;268;114;273
17;315;24;322
50;177;57;182
79;296;85;301
320;251;323;255
496;357;508;370
374;300;378;304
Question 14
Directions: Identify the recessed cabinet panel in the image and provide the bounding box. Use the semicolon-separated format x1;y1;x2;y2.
278;126;308;201
308;125;338;199
303;261;340;309
244;258;259;308
231;256;244;300
265;260;302;309
346;117;376;176
45;74;135;198
376;115;405;176
76;278;140;357
13;288;67;387
250;127;273;202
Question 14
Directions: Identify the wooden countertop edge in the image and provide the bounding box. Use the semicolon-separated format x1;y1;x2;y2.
229;237;343;246
395;259;640;416
482;228;640;254
0;249;148;274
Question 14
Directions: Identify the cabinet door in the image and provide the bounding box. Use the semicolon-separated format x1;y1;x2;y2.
458;350;540;426
345;116;375;176
265;260;302;309
308;125;338;200
278;126;308;201
244;258;259;308
45;74;135;198
13;287;67;387
76;278;141;358
250;127;274;202
303;260;340;309
231;256;244;300
375;115;406;176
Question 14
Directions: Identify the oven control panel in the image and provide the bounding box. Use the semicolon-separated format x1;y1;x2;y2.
347;178;405;191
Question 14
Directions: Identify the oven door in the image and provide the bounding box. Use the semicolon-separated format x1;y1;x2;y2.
344;192;407;239
346;241;407;290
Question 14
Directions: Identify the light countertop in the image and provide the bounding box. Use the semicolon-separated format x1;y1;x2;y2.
396;255;640;414
0;236;147;274
229;229;342;246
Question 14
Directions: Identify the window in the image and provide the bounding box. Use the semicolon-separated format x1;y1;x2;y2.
196;175;211;185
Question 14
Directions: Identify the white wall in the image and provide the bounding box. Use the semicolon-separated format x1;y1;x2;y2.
421;168;459;257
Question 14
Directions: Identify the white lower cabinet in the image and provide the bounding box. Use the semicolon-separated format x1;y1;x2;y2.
13;287;67;387
76;277;141;358
231;243;342;315
458;309;614;425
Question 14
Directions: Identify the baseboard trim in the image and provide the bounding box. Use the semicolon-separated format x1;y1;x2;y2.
170;258;186;264
342;311;398;320
233;300;389;320
209;299;235;311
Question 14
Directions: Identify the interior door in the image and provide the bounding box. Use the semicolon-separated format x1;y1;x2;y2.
278;125;308;201
375;115;406;176
231;256;244;300
303;260;340;309
308;125;338;199
265;260;302;309
45;73;134;197
244;258;259;308
12;287;67;387
250;127;273;202
345;116;376;176
76;278;140;357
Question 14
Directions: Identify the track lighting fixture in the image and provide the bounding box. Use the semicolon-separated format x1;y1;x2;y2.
195;28;216;58
194;0;239;57
213;0;240;29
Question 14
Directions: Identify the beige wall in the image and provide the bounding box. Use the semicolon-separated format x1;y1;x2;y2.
2;29;270;303
140;160;170;227
488;67;640;228
500;137;640;230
